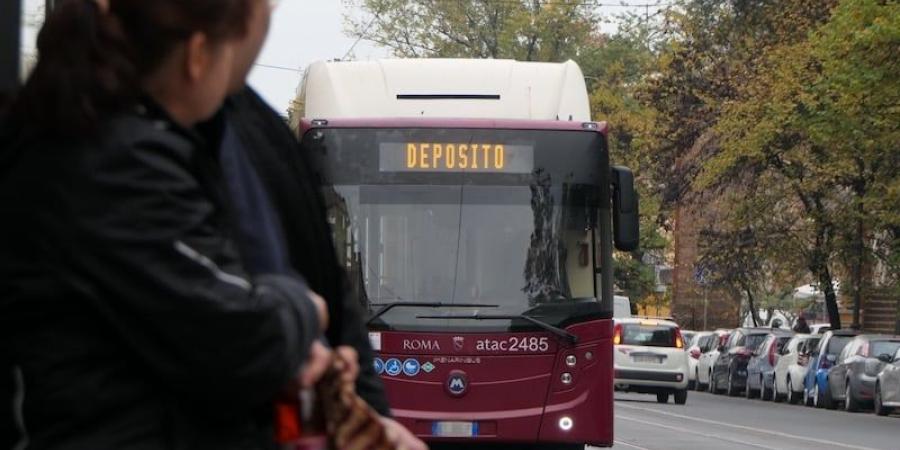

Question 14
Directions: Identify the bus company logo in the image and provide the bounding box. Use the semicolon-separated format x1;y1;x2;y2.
453;336;465;352
402;339;441;351
445;370;469;397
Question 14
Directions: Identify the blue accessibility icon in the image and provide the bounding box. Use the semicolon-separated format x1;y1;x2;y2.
384;358;402;376
402;359;420;377
373;357;385;375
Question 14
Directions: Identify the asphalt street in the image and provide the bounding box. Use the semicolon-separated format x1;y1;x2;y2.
607;391;900;450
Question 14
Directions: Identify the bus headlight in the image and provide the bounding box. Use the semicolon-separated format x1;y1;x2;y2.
565;355;577;367
561;372;573;385
559;416;574;431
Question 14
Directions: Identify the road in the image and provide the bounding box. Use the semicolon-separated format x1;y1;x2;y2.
609;391;899;450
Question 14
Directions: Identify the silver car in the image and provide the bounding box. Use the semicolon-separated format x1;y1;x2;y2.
829;335;900;412
875;347;900;416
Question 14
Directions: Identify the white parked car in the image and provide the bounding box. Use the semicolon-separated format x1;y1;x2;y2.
773;334;820;404
696;329;731;391
686;331;715;390
809;323;832;335
875;347;900;416
613;318;690;404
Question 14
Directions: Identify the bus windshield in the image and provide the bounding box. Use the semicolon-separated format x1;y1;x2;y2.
306;127;610;331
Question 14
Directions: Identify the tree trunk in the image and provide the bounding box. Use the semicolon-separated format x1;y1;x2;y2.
851;170;867;329
851;211;864;329
743;284;759;327
815;259;841;330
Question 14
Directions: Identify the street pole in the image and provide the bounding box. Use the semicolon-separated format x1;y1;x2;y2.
1;0;22;98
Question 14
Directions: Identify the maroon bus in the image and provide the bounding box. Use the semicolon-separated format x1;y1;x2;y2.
300;117;638;448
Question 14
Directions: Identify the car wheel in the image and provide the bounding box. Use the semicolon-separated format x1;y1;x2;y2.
803;386;814;407
874;383;891;416
787;377;800;404
695;369;703;391
844;381;859;412
727;371;738;397
773;378;782;403
761;377;773;401
657;392;669;403
709;371;718;394
822;381;836;410
674;389;688;405
745;378;753;399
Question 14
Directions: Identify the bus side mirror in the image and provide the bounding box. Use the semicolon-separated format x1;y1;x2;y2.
611;166;639;251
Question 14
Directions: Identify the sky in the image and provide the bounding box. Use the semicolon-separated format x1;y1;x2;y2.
21;0;659;115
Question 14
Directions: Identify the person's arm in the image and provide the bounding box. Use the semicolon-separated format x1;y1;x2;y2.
51;130;322;415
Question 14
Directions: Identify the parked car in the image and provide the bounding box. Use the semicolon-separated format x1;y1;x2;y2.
697;329;731;391
828;335;900;412
746;330;793;400
613;318;690;404
711;328;771;396
803;329;859;408
773;334;821;404
682;330;698;349
686;331;715;390
810;323;832;335
875;346;900;416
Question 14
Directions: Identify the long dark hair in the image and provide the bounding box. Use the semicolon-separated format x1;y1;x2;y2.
8;0;253;139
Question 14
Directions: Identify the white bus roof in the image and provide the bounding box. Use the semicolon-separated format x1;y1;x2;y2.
300;59;591;122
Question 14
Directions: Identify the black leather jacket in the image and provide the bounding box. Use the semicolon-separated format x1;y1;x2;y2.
0;103;321;449
225;89;390;416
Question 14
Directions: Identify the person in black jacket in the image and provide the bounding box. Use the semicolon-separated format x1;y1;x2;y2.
219;7;424;446
0;0;336;448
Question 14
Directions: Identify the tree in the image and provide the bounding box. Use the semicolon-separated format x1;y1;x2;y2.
699;0;899;329
638;0;845;327
802;0;900;325
345;0;599;62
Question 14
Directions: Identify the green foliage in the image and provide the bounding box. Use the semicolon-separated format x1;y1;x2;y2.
690;0;899;327
345;0;599;61
614;255;658;306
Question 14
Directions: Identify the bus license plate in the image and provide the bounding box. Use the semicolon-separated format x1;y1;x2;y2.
432;421;477;437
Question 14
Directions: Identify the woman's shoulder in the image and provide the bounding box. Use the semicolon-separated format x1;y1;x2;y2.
101;105;203;159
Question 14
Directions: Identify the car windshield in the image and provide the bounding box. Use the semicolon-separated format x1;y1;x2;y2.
775;337;792;352
871;341;900;358
621;324;678;347
698;335;713;351
744;334;768;350
803;338;822;353
827;336;853;355
683;332;697;346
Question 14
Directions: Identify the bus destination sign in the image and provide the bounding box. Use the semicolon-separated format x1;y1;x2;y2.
379;142;534;174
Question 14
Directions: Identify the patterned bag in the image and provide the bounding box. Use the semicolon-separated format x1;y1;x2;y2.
277;354;404;450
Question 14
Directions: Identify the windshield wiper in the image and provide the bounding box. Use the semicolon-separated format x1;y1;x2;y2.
414;313;578;345
367;302;499;326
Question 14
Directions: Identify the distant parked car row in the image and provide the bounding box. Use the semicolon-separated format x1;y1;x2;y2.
683;326;900;416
